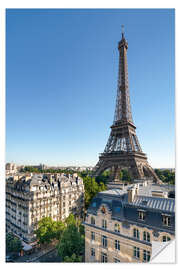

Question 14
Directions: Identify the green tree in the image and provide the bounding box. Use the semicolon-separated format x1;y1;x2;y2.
54;221;65;240
98;182;106;192
79;224;85;236
64;253;82;262
35;217;55;244
6;233;22;253
121;169;132;182
154;169;175;184
35;217;64;244
65;213;76;226
119;170;123;180
95;170;110;185
57;224;84;261
82;176;107;209
159;174;166;182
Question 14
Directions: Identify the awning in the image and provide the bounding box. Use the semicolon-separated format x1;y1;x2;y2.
22;241;32;251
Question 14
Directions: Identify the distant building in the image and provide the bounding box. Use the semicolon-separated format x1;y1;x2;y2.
6;163;17;175
157;168;175;173
83;181;175;263
6;173;84;244
28;164;47;170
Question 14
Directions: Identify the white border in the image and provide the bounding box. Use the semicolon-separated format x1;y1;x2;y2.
1;1;179;270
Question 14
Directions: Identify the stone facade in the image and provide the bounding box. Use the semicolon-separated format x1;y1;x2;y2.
6;162;17;175
83;182;175;263
6;173;84;243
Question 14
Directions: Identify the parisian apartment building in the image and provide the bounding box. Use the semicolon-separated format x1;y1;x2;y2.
6;173;84;244
6;162;17;175
83;181;175;263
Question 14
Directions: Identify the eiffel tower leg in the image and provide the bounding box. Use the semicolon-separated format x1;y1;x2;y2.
129;161;142;180
110;165;118;181
144;165;161;183
135;162;161;183
114;166;122;182
93;160;112;178
109;166;114;181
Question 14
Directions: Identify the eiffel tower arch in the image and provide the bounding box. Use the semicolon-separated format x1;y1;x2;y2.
93;29;160;183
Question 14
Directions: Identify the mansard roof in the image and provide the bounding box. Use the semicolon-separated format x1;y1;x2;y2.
6;173;83;192
132;195;175;213
87;183;175;233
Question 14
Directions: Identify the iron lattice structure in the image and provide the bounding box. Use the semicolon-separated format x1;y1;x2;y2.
93;31;160;183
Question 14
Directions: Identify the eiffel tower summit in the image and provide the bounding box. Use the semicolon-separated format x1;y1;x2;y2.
93;27;160;183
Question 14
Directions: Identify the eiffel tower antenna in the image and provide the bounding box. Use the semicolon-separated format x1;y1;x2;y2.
121;24;125;37
93;30;160;183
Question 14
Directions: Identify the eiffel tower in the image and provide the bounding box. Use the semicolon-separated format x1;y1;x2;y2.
93;27;159;183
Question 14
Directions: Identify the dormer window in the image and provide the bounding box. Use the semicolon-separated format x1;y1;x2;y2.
114;223;120;233
162;215;171;227
138;210;146;221
102;219;107;229
91;216;95;225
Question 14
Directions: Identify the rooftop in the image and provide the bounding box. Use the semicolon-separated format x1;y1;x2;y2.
6;173;84;192
100;182;174;197
95;181;175;213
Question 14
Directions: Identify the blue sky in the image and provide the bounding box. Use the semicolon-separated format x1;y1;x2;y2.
6;9;175;168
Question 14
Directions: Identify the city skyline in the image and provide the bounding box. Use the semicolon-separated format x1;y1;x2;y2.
6;9;175;168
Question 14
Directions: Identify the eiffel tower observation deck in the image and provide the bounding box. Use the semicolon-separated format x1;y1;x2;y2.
93;27;160;183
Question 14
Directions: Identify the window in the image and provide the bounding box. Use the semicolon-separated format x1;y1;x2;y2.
115;240;120;250
102;219;107;229
133;228;140;239
91;216;95;225
133;247;140;259
91;231;95;241
114;223;120;233
143;250;151;262
162;215;171;226
91;248;95;257
102;235;107;248
162;236;171;242
101;252;107;263
138;211;146;221
143;231;150;242
114;258;120;263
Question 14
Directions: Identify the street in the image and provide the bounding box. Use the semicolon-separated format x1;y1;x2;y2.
35;248;61;262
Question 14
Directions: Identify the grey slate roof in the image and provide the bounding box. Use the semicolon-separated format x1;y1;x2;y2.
132;195;175;213
99;183;174;197
87;182;175;233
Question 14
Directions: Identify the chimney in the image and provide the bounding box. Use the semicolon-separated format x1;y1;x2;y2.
151;190;168;198
135;184;139;195
143;180;147;187
13;175;19;181
25;176;31;181
128;186;136;203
